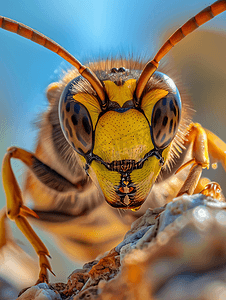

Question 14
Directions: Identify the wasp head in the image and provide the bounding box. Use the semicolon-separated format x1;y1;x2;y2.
59;65;181;210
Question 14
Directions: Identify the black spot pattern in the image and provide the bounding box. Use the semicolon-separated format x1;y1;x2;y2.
170;99;177;116
169;119;173;133
162;116;168;126
82;116;91;135
153;108;161;127
162;97;167;106
66;102;70;112
58;77;98;156
71;114;78;126
74;103;80;114
151;92;181;149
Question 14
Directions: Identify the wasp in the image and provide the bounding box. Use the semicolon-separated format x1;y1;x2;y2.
0;0;226;284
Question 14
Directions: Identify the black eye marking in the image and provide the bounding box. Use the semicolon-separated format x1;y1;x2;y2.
150;90;181;150
74;103;80;114
169;119;173;133
170;99;177;116
59;77;95;159
82;116;91;135
65;118;73;138
66;102;70;112
71;114;78;126
162;116;168;127
153;108;161;127
162;97;167;106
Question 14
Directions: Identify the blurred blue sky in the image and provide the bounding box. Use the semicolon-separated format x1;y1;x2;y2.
0;0;226;287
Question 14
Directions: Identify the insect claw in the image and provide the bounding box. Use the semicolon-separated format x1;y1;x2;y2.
200;182;224;201
175;158;196;174
37;253;55;283
20;205;39;219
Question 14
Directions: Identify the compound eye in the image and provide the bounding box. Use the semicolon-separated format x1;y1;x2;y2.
151;92;181;149
59;80;93;156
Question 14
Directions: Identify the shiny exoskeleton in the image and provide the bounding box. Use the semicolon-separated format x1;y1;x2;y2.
59;70;181;209
0;0;226;284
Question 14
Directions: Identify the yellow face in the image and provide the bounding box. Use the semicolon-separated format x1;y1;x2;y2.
59;71;181;210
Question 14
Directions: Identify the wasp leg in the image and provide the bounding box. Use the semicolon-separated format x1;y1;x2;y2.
177;123;210;197
0;207;8;251
200;182;224;201
2;146;54;283
205;128;226;171
194;177;210;193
